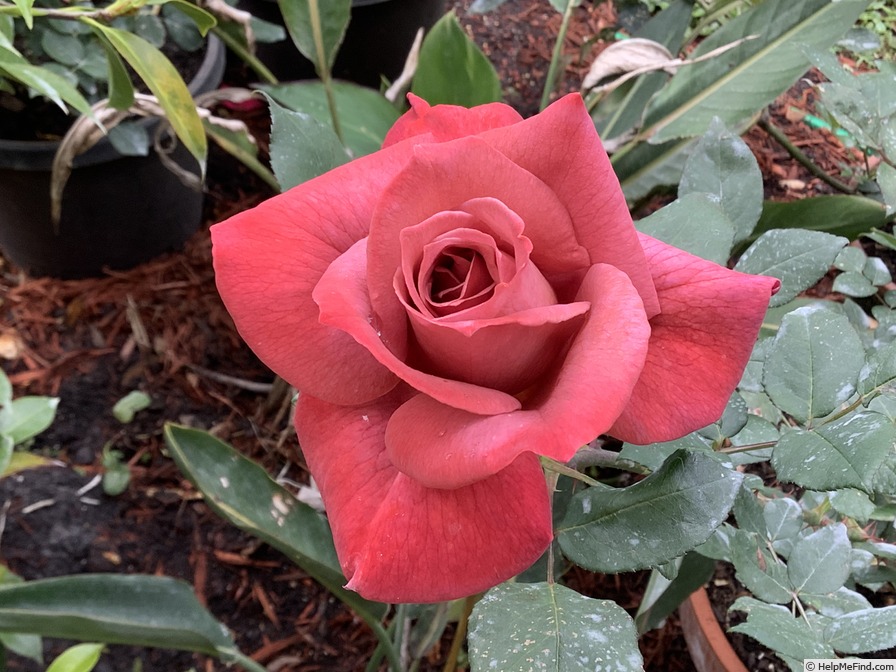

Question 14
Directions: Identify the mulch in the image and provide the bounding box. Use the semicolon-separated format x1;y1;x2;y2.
0;1;876;670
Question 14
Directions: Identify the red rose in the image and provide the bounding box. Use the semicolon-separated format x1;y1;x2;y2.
212;93;779;604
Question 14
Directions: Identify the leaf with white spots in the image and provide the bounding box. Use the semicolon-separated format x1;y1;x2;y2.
772;411;896;493
762;304;865;423
557;451;742;572
468;582;643;672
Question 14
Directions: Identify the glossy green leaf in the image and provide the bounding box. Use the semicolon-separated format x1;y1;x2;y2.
277;0;350;73
163;424;386;620
11;0;34;29
265;95;350;191
825;606;896;654
85;21;206;173
412;11;501;107
730;529;792;604
763;498;803;546
762;305;864;423
678;118;763;243
635;192;735;265
864;227;896;252
772;412;896;493
735;228;847;307
557;451;742;572
0;49;93;117
641;0;868;143
0;574;231;655
148;0;217;36
2;396;59;445
788;523;851;595
730;597;835;661
0;568;41;665
46;643;104;672
468;582;642;672
94;33;135;110
260;80;400;158
750;195;888;244
618;433;712;471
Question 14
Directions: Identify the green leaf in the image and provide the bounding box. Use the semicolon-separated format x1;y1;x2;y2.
750;195;888;244
864;257;892;286
46;643;104;672
618;432;713;471
634;552;716;634
829;488;876;523
834;245;867;272
592;0;692;142
877;161;896;217
11;0;34;29
3;396;59;445
787;523;851;595
863;227;896;252
859;339;896;396
614;136;695;203
0;630;43;665
40;30;85;67
260;80;400;158
772;412;896;493
732;484;765;535
0;574;231;655
641;0;868;143
762;304;864;423
734;228;847;307
276;0;350;74
833;270;877;297
557;451;742;572
678;118;763;244
94;33;134;110
730;596;835;661
149;0;218;36
825;605;896;654
635;192;735;265
0;49;93;117
730;529;792;604
265;95;350;191
802;587;872;618
412;11;501;107
467;582;643;672
162;424;386;620
112;390;152;423
763;498;803;546
85;21;207;174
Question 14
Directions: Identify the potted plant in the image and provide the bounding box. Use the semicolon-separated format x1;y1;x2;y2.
0;0;228;278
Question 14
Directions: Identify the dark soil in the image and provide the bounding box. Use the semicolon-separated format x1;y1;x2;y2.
0;1;884;671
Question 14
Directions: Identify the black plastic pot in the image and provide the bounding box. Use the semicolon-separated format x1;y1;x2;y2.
241;0;445;87
0;36;226;279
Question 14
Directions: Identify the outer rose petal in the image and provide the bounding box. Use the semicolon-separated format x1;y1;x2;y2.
314;237;522;415
385;263;651;489
295;388;554;604
608;234;781;444
382;93;523;148
480;94;661;318
211;141;418;405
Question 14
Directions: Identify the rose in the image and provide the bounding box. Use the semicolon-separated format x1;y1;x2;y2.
211;93;779;604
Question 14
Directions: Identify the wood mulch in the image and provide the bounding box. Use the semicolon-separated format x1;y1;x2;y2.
0;1;877;671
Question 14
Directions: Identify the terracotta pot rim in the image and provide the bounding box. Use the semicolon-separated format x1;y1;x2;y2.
679;586;749;672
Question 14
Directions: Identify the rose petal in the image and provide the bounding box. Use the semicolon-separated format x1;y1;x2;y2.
407;301;590;393
385;263;651;489
210;142;428;405
480;93;662;318
295;388;554;603
608;234;781;444
382;93;524;148
368;137;591;354
314;237;522;415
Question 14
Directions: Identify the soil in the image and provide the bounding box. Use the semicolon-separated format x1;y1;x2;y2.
0;1;888;671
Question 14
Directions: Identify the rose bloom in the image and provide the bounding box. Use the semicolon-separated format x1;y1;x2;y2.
212;93;779;604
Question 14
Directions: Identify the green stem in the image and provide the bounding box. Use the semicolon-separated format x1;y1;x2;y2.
212;26;278;85
367;616;405;672
442;595;476;672
308;0;344;144
717;440;778;455
540;0;580;111
758;115;856;195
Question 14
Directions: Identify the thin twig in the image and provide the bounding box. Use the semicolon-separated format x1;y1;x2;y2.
758;114;856;194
